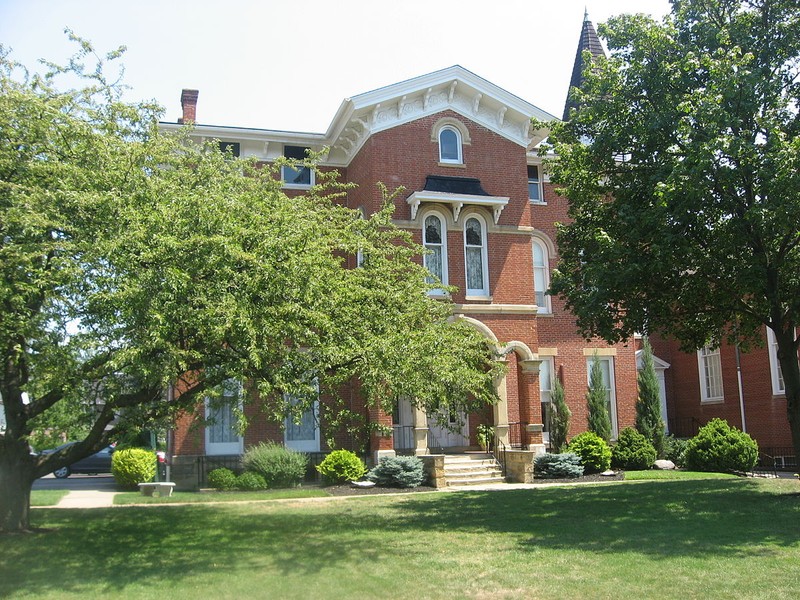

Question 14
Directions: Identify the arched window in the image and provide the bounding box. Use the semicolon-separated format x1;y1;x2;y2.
464;215;489;296
423;212;448;291
532;239;551;313
439;126;462;163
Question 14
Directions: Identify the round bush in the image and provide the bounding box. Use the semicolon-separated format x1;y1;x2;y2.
367;455;425;488
242;442;308;488
684;418;758;472
112;447;156;489
534;452;584;478
663;435;689;467
235;471;268;491
208;467;237;491
612;427;657;470
316;450;367;483
568;431;611;473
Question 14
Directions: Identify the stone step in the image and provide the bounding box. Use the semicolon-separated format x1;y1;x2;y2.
447;475;506;487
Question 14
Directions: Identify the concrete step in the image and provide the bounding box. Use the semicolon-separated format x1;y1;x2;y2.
441;453;504;486
447;475;506;487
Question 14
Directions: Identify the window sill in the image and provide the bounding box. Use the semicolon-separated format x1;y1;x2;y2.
464;295;492;302
438;162;466;169
282;183;313;190
529;200;547;206
427;290;450;300
700;398;724;405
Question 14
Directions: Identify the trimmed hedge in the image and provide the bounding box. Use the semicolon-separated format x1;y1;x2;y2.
568;431;612;473
112;447;156;489
684;418;758;472
316;450;367;483
534;452;584;478
612;427;657;470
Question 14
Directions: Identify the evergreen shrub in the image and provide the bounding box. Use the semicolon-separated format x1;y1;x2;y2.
111;447;156;489
612;427;657;470
367;455;425;488
235;471;268;491
684;418;758;472
208;467;237;491
568;431;612;473
316;450;367;483
534;452;584;478
242;442;308;488
663;435;689;467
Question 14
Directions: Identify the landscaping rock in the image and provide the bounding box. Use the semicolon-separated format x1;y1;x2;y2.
654;459;676;470
350;480;376;488
600;470;617;477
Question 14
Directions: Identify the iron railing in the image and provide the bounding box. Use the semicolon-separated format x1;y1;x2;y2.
668;417;703;439
427;431;445;454
751;452;778;478
758;448;796;470
492;437;507;478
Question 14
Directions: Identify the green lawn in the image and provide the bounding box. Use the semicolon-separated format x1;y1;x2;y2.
4;478;799;599
113;488;329;504
29;490;69;507
624;469;738;481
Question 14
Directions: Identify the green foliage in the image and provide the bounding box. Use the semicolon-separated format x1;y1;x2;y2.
208;468;237;491
612;427;657;470
541;0;800;461
548;377;571;453
635;338;666;457
111;448;156;489
476;424;494;452
242;442;308;488
663;435;689;467
684;419;758;473
316;450;367;483
586;355;611;442
367;455;425;488
235;472;268;491
534;453;584;478
568;431;611;473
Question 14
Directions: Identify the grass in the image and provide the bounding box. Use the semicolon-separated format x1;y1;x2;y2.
4;478;799;599
113;488;329;504
624;469;738;481
29;490;69;507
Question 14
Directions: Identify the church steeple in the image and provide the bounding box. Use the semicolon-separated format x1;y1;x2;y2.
562;11;606;120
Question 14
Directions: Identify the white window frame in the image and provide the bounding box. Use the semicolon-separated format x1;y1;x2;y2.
767;328;786;395
438;126;463;164
422;210;448;294
586;356;618;438
528;164;544;203
539;357;554;444
532;238;551;314
281;146;315;189
463;214;490;298
283;383;320;452
697;346;724;403
204;380;244;456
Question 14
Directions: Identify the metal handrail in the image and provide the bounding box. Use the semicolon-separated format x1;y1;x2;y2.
492;437;507;478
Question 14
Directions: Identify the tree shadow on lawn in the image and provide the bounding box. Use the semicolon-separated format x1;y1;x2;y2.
2;479;797;597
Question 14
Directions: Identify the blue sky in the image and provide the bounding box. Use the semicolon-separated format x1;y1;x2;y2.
0;0;671;131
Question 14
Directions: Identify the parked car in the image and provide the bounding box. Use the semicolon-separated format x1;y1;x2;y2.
42;442;115;478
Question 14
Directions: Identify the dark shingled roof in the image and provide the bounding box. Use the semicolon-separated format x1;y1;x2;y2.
423;175;490;196
562;11;606;121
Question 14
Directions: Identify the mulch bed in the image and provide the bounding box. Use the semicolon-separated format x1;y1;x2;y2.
531;472;626;485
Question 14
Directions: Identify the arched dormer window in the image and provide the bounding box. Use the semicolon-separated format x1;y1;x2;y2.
439;126;462;164
532;238;551;313
464;215;489;297
423;211;448;293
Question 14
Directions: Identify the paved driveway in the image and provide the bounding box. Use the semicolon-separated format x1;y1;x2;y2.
33;474;117;492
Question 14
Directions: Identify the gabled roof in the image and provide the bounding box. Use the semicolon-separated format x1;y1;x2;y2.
162;66;557;167
563;11;606;121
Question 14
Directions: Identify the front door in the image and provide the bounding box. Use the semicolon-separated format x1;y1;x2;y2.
427;409;469;449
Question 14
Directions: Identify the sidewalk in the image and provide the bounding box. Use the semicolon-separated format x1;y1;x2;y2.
55;489;117;508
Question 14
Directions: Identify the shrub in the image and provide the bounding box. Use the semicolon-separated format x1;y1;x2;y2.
316;450;367;483
367;455;425;488
208;467;237;491
548;378;571;453
112;447;156;489
235;471;268;491
568;431;611;473
242;442;308;488
534;452;584;478
636;337;666;457
684;418;758;472
586;355;612;442
612;427;657;470
663;435;689;467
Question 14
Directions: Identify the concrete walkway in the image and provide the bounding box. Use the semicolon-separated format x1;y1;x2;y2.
55;489;117;508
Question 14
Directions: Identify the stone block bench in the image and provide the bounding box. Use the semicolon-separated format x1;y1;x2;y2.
138;482;176;497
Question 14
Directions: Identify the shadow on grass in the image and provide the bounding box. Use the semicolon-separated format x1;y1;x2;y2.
2;479;798;597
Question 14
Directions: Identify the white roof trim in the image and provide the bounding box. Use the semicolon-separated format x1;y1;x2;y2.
407;190;509;225
636;349;671;370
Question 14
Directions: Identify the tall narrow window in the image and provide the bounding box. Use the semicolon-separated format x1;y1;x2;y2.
423;212;448;290
528;165;543;202
697;346;724;402
282;145;313;187
284;381;320;452
464;216;489;297
539;358;554;443
532;239;551;313
439;126;462;163
767;328;786;395
205;379;243;456
587;357;618;438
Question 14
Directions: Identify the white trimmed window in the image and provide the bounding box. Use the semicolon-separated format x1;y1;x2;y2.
281;145;314;188
205;380;244;456
532;239;551;313
423;211;448;292
463;215;489;297
284;382;320;452
587;356;618;438
439;126;462;164
539;358;554;443
528;165;544;203
697;346;724;403
767;328;786;395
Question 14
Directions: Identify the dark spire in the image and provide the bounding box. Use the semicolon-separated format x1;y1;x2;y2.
562;11;606;120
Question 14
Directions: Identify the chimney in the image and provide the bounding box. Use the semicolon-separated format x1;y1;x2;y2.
178;89;199;124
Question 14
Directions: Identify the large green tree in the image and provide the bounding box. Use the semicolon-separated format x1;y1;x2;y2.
543;0;800;461
0;40;502;532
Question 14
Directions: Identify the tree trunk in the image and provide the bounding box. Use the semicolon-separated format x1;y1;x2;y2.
776;328;800;466
0;440;36;533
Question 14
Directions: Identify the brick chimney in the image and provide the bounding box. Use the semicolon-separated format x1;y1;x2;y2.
178;89;199;124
